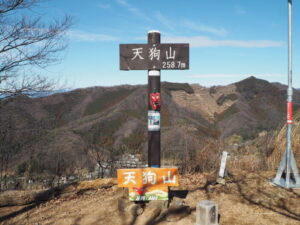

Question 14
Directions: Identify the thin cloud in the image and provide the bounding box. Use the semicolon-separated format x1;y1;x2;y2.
115;0;150;21
68;30;118;42
235;5;246;15
181;19;228;36
116;0;128;6
163;36;284;48
155;11;174;30
189;74;283;78
97;3;111;9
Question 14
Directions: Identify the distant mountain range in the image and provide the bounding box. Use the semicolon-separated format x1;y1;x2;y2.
0;89;70;99
1;76;300;174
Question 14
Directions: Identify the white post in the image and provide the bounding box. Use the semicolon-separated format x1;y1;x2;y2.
218;151;228;178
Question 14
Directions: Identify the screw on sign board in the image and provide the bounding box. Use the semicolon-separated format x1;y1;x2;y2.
117;168;179;201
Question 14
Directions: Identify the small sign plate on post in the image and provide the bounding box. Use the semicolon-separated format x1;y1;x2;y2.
117;168;179;201
148;110;160;131
120;44;189;70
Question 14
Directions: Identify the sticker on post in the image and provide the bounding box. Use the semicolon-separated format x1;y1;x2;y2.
148;110;160;131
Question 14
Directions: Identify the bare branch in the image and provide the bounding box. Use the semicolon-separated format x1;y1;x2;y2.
0;0;38;14
0;74;56;98
0;0;73;97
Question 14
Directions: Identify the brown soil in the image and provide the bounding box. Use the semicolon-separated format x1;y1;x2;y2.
1;171;300;225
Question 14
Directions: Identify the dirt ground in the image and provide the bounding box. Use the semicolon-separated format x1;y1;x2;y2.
1;171;300;225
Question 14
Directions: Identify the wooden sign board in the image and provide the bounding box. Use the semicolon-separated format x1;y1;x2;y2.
117;168;179;201
120;44;189;70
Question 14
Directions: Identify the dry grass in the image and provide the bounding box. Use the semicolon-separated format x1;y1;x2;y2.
192;141;221;173
227;155;264;172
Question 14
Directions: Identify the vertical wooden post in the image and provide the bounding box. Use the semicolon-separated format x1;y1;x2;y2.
148;30;161;168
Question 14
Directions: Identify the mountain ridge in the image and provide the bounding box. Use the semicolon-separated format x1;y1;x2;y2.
1;76;300;176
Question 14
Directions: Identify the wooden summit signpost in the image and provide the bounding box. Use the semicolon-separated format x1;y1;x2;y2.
118;31;189;201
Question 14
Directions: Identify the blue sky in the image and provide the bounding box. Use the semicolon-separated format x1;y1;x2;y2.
38;0;300;88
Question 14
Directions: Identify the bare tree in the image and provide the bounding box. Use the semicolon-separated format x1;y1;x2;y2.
0;114;21;191
0;0;72;98
85;143;111;178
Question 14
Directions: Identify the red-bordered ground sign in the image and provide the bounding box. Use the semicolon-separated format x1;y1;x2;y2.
117;168;179;201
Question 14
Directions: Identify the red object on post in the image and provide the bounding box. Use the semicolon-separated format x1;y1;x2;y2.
149;92;161;110
287;102;293;124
